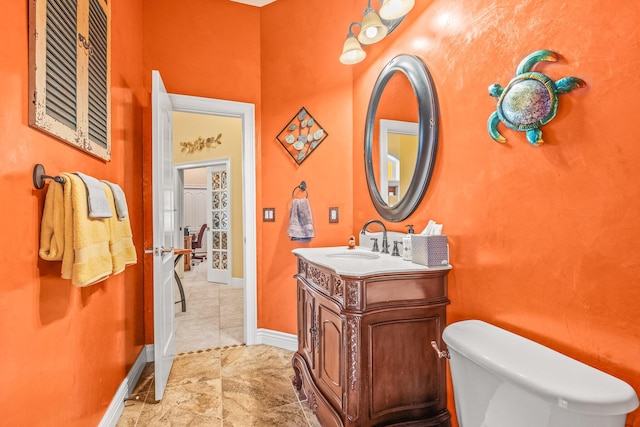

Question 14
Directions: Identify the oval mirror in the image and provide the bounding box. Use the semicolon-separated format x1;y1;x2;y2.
365;54;439;222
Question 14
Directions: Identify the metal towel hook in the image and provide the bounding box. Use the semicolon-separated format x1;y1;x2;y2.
292;180;309;198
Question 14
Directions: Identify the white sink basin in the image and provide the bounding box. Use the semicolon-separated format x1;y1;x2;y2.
293;246;450;276
326;250;380;260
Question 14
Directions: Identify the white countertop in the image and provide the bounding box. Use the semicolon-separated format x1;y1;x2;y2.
292;246;451;276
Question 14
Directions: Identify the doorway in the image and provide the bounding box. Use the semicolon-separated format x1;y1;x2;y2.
174;160;240;353
166;94;257;347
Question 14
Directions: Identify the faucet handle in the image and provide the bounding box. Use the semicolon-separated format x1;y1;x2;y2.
371;238;379;252
381;237;390;254
392;241;401;257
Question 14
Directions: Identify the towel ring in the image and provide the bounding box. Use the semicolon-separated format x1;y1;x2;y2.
292;181;308;198
33;164;66;189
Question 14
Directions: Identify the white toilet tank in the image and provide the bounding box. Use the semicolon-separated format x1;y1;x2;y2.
442;320;638;427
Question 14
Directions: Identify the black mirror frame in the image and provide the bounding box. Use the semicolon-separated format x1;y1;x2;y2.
364;54;440;222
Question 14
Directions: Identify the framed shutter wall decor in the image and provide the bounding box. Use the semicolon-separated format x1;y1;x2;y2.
29;0;111;161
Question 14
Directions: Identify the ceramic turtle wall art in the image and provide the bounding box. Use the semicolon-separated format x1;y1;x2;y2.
487;49;586;146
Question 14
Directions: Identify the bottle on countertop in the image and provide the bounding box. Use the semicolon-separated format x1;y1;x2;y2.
402;225;414;261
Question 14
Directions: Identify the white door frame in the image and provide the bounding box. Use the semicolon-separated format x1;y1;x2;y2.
379;119;418;204
167;94;258;346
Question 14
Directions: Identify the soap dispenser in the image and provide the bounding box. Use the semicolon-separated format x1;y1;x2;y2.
402;225;414;261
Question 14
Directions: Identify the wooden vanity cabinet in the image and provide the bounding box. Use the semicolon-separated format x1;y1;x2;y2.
292;256;451;427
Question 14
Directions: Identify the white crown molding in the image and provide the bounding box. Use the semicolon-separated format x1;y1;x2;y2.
230;0;276;6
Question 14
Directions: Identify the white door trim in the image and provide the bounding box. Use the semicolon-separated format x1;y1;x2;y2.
168;94;258;346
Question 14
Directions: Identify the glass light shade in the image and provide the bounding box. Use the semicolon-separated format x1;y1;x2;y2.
357;10;388;45
340;35;366;65
379;0;415;20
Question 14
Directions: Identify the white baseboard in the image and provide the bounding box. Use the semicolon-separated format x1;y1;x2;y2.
145;344;155;362
232;277;245;288
256;328;298;352
99;344;152;427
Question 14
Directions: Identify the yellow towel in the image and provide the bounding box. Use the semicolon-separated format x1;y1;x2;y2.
39;179;66;261
39;173;137;286
104;184;137;274
64;173;113;287
38;176;74;279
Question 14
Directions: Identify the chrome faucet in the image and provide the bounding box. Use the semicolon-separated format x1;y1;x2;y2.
360;219;389;254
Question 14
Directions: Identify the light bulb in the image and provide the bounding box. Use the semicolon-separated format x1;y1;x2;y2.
379;0;415;21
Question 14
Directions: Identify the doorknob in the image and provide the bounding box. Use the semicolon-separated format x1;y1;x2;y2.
144;247;174;256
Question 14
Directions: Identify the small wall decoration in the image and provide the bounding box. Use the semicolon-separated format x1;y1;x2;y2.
487;49;586;146
180;134;222;153
276;107;328;165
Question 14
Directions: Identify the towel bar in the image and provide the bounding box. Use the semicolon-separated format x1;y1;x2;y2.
33;164;66;189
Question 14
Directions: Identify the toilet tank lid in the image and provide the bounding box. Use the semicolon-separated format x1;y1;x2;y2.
442;320;639;416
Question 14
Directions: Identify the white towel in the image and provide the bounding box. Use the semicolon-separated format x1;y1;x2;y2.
75;172;112;218
102;180;129;220
288;198;315;241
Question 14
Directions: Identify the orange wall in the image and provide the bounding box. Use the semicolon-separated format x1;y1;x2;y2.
258;0;355;333
351;1;640;425
140;0;262;341
142;1;639;425
0;0;146;424
141;0;354;337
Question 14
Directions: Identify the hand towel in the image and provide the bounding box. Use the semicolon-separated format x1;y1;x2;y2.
64;173;113;287
76;172;112;218
288;198;315;241
102;180;128;220
38;175;74;278
39;179;66;261
104;184;137;274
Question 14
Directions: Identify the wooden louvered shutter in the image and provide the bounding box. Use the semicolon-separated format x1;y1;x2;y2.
29;0;111;161
44;0;77;130
87;0;108;150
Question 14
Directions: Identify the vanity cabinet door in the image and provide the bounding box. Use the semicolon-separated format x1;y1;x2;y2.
316;297;344;413
298;281;316;371
365;305;449;424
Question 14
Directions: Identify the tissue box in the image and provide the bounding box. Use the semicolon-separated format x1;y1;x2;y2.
411;235;449;267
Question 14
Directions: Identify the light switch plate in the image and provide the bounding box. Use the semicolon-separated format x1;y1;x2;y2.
329;207;339;223
263;208;275;222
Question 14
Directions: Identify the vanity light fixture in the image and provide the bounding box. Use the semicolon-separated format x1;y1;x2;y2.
340;23;367;65
358;6;388;45
340;0;414;65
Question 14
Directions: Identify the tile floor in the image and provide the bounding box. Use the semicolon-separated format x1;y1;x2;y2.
175;260;244;353
116;260;320;426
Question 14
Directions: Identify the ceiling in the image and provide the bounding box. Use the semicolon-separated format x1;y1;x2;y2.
230;0;276;6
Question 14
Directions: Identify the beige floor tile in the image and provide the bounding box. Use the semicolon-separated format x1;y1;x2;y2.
168;350;221;386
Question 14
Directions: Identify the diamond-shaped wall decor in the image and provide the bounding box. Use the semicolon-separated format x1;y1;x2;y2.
276;107;328;165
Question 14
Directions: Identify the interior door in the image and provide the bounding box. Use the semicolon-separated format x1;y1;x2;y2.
152;70;176;400
207;162;231;284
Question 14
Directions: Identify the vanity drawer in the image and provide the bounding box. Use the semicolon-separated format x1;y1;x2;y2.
365;274;448;308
